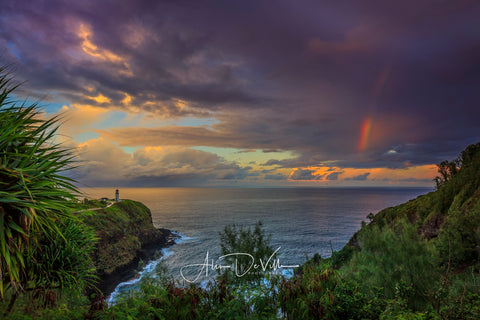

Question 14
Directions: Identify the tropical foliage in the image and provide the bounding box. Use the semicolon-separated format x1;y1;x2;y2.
0;67;96;314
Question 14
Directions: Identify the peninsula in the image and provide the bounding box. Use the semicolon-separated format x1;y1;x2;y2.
78;199;177;295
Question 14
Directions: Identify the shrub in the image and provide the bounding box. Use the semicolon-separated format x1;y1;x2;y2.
346;219;440;310
0;67;96;314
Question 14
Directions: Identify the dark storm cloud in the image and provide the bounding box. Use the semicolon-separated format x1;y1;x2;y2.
346;173;371;181
326;171;344;181
263;159;282;166
289;169;322;181
0;0;264;117
264;173;287;180
2;0;480;171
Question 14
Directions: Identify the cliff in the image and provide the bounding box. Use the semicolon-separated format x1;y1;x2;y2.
344;142;480;270
78;199;177;295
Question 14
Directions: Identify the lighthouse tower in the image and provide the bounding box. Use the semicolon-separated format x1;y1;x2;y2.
115;189;119;202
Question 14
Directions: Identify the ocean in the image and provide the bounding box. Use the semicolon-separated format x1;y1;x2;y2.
80;187;431;303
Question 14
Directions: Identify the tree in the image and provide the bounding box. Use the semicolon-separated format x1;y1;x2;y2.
0;67;95;310
434;159;460;190
219;221;276;284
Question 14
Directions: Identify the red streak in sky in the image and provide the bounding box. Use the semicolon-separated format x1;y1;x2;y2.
358;117;372;152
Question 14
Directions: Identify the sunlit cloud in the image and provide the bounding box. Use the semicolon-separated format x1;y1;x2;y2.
70;138;254;187
286;165;437;186
58;104;109;137
2;0;479;187
87;93;111;104
289;168;324;181
121;93;133;106
78;23;123;64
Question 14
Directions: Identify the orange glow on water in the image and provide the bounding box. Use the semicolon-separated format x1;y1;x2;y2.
358;117;373;152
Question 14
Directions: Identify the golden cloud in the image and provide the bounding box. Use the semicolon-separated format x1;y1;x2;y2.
76;23;133;76
287;165;437;185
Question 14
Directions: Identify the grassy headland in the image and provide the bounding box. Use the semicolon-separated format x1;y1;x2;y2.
78;199;176;296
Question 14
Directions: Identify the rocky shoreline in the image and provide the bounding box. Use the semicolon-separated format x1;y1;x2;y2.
96;228;178;296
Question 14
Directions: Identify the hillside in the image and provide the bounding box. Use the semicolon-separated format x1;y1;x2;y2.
346;142;480;271
78;200;177;295
281;142;480;318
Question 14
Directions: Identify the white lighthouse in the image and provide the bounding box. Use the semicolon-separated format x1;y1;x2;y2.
115;189;119;202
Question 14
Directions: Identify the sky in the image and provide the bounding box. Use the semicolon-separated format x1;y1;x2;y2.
1;0;479;188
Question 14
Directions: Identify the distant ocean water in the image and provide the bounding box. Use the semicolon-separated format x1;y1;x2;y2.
80;187;432;303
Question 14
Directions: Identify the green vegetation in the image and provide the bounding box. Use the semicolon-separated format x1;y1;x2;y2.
0;67;96;315
99;263;280;320
82;198;109;209
2;67;480;318
219;221;276;284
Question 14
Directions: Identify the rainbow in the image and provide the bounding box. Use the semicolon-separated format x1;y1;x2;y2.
358;117;373;152
357;66;391;152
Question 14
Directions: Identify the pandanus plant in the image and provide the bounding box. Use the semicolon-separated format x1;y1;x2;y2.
0;66;88;302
